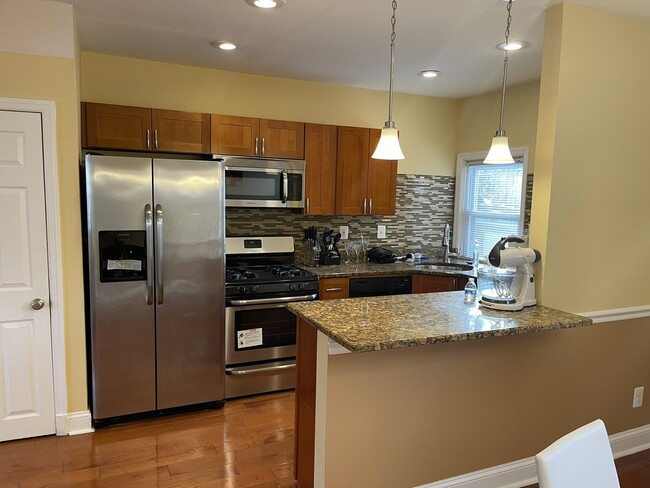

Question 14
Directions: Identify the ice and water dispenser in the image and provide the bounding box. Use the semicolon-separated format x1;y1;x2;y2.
98;231;147;282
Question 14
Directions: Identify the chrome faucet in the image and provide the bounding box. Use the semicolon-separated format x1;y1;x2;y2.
441;223;450;263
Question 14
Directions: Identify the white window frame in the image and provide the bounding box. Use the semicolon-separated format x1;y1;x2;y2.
453;147;529;257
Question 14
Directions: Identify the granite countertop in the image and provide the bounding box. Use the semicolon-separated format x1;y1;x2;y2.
288;292;593;353
300;260;476;279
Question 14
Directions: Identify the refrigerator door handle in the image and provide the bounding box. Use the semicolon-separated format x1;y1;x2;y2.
155;204;164;304
145;204;154;305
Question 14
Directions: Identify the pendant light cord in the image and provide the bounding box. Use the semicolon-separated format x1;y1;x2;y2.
497;0;513;136
386;0;397;129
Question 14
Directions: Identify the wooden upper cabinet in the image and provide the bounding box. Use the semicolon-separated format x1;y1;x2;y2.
83;102;210;154
211;115;260;156
260;119;305;159
304;123;337;215
335;126;397;216
367;128;397;215
211;115;305;159
152;109;210;154
84;103;151;151
335;126;370;215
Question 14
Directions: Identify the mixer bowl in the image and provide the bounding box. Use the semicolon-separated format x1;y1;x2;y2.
477;266;526;304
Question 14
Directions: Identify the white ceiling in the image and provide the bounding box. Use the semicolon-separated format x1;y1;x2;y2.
56;0;650;99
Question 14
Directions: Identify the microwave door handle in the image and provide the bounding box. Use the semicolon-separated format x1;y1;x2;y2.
281;170;288;203
144;204;154;305
155;204;164;304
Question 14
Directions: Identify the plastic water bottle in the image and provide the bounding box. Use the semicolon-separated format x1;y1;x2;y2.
464;278;477;304
472;240;480;268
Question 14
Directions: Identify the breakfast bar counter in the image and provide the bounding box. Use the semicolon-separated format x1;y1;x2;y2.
288;294;599;488
288;291;592;353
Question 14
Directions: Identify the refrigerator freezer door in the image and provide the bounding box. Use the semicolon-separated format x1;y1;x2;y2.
153;158;225;409
85;155;156;419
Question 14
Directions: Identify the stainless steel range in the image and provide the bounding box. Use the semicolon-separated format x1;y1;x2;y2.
225;236;319;398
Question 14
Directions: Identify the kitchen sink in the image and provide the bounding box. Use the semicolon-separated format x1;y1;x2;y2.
413;262;474;272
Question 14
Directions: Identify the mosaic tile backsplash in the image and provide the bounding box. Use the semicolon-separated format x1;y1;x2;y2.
226;174;534;261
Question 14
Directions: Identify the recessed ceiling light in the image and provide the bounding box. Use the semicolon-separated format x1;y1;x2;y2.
211;41;237;51
496;41;529;51
245;0;286;9
417;70;440;78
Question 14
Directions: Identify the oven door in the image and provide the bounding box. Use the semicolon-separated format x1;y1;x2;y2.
225;166;304;208
225;296;315;365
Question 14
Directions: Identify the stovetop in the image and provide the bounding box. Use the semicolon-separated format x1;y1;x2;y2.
226;265;311;284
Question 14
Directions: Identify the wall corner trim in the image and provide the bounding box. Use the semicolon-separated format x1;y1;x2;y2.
578;305;650;324
416;423;650;488
55;411;94;436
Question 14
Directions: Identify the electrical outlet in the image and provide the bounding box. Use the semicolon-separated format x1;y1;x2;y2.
339;225;349;240
377;225;387;239
633;386;644;408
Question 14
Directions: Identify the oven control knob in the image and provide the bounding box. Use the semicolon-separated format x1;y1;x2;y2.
298;282;305;290
238;286;247;294
249;285;258;294
288;283;296;291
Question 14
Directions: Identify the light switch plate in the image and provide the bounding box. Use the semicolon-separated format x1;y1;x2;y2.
377;225;387;239
339;225;349;240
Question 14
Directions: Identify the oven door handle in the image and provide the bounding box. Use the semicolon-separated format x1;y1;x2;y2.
228;294;317;306
225;362;296;376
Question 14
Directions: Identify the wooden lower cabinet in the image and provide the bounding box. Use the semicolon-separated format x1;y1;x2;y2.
318;277;349;300
295;319;317;488
412;274;465;293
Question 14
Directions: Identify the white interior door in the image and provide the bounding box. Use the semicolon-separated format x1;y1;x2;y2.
0;110;55;441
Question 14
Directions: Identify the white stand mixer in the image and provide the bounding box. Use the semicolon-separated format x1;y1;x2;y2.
478;236;541;311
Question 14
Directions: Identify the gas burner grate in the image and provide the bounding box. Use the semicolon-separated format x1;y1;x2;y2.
226;268;259;281
268;265;307;278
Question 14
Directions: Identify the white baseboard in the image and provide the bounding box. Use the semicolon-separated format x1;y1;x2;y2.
55;411;94;436
418;423;650;488
578;305;650;324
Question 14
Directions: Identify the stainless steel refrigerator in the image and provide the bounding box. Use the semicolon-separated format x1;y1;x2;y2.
84;154;225;423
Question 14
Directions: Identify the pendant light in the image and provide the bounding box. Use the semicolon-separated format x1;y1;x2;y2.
485;0;515;165
372;0;405;160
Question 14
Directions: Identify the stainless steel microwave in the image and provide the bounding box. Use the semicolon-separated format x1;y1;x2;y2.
219;156;305;208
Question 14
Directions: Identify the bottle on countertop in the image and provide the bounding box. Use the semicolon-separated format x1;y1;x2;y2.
464;278;477;304
472;240;480;268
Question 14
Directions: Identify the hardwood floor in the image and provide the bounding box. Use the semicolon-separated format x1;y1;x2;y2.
2;390;650;487
0;391;297;488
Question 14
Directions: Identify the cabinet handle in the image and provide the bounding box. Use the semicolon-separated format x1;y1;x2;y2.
363;198;367;214
369;198;373;214
255;137;259;156
262;137;266;156
154;129;159;150
146;129;151;150
306;197;310;213
325;287;343;292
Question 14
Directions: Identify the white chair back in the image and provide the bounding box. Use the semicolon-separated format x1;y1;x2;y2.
535;419;620;488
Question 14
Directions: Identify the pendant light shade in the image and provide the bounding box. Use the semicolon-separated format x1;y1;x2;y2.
486;0;516;165
372;0;405;161
373;126;405;160
485;135;515;164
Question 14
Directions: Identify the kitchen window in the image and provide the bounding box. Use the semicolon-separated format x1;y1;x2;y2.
453;149;528;259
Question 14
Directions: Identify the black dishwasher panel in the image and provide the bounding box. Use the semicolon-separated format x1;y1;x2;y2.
349;275;412;298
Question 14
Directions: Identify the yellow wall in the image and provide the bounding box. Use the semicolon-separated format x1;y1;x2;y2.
80;52;459;177
0;51;86;412
457;79;540;172
530;4;650;312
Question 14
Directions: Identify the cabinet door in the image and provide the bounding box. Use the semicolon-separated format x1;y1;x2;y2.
319;277;350;300
411;275;457;293
211;114;260;156
335;126;369;215
259;119;305;159
304;123;337;215
84;103;151;150
367;129;397;215
152;109;210;154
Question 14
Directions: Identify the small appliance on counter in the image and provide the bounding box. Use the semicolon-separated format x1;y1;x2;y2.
478;236;541;311
318;229;341;265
